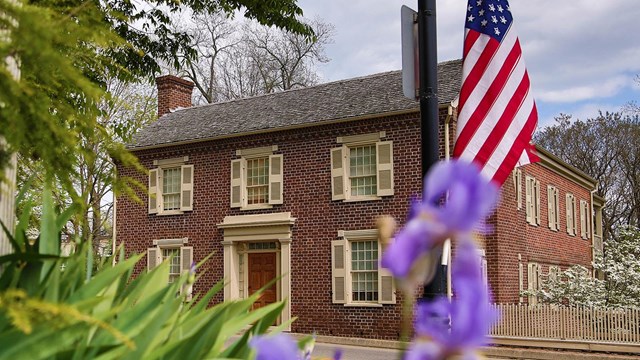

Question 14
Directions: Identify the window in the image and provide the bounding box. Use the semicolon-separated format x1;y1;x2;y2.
525;176;540;225
566;193;577;236
147;238;194;299
331;132;394;201
350;240;379;302
162;248;181;283
547;185;560;231
331;230;396;305
148;157;194;215
580;200;591;239
230;146;283;209
513;168;522;209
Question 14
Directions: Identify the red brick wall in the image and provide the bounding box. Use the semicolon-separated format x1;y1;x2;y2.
490;163;594;304
116;106;594;339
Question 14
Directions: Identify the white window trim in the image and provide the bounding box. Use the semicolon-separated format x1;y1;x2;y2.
147;238;193;300
513;168;523;210
332;229;396;306
566;193;577;236
547;185;560;231
331;133;394;202
231;146;282;210
149;156;194;215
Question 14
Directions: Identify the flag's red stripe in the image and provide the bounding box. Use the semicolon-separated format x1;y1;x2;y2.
463;30;480;60
458;34;500;112
472;73;530;167
454;39;522;157
491;103;538;184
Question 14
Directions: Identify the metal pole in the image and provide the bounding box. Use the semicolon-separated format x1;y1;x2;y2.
418;0;447;300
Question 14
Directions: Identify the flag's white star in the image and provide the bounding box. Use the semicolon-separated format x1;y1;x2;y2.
500;16;507;24
494;27;501;36
481;19;488;27
468;14;475;22
491;15;498;23
497;5;504;13
468;4;473;11
477;0;482;6
489;4;496;12
479;9;485;16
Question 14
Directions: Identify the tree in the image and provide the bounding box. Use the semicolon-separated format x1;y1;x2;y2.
16;79;156;247
1;0;313;181
531;226;640;308
175;14;334;103
594;226;640;307
534;112;640;240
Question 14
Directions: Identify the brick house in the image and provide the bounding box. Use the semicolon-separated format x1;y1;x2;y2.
115;60;604;339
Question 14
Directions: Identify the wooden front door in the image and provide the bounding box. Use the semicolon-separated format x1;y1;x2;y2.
248;252;277;310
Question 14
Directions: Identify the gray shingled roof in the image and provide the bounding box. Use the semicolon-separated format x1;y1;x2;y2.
130;59;462;149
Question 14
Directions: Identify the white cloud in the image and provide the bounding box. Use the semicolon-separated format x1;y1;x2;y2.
298;0;640;115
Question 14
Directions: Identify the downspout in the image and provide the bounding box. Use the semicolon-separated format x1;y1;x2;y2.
590;186;597;276
444;101;456;298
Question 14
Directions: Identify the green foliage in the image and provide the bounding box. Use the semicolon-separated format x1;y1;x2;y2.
0;189;291;359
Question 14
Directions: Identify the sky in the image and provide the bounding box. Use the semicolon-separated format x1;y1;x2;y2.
297;0;640;128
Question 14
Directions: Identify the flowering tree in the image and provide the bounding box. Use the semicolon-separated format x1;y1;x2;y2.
529;226;640;308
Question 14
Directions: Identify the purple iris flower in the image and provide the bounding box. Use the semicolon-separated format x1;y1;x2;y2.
381;160;498;280
408;240;498;359
250;334;300;360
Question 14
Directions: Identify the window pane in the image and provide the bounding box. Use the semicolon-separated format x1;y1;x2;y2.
349;145;377;197
350;240;379;302
162;248;181;283
246;157;269;204
162;168;182;210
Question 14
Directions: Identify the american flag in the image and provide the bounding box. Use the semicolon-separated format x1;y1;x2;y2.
453;0;539;185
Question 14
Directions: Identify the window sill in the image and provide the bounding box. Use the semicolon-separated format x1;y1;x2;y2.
343;303;383;308
155;210;186;216
240;204;273;211
343;196;382;203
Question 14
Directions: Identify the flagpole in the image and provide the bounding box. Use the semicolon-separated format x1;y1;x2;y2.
418;0;448;300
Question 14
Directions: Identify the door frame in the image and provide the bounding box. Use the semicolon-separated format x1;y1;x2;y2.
218;212;295;331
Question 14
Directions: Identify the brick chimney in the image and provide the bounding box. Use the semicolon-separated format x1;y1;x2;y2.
155;75;194;118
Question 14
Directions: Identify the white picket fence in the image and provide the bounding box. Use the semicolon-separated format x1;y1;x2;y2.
490;303;640;350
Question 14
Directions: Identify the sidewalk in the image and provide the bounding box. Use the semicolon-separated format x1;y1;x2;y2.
292;334;640;360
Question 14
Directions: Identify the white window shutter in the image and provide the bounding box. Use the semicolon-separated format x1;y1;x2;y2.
585;202;591;238
148;169;159;214
580;200;585;237
230;159;244;208
180;165;194;211
535;180;541;225
547;186;554;229
147;247;161;272
331;240;347;304
566;194;572;234
378;241;396;304
554;190;561;229
331;147;346;201
180;246;194;300
376;141;394;197
268;154;283;205
525;177;532;223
